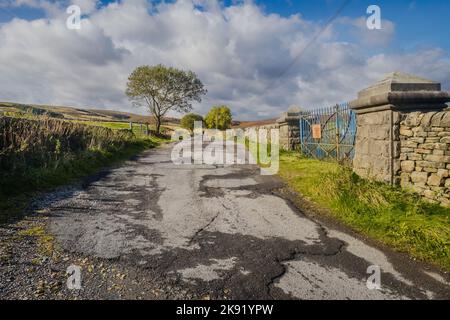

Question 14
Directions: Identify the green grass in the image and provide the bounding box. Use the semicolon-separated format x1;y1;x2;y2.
279;152;450;271
2;110;172;136
0;134;167;223
75;120;142;131
74;120;172;136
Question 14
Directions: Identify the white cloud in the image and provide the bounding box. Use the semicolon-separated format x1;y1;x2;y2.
337;16;396;47
0;0;449;119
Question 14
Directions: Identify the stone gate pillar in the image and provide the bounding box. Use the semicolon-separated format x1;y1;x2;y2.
349;72;450;184
277;106;301;151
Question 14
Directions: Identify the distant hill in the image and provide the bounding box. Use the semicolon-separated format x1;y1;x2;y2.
233;118;278;128
0;102;180;125
0;102;279;129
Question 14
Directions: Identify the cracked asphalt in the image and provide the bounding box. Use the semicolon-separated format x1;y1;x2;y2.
1;142;449;299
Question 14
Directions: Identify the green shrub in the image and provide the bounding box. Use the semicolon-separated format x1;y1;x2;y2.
0;116;162;200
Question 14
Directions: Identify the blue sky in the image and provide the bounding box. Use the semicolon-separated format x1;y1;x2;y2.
258;0;450;51
2;0;449;51
0;0;449;119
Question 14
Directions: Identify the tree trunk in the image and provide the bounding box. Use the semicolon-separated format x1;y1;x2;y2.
155;116;161;135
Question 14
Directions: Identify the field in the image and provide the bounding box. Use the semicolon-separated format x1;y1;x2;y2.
0;102;180;128
278;152;450;272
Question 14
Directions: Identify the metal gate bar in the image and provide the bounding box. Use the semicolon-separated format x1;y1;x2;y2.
299;102;356;163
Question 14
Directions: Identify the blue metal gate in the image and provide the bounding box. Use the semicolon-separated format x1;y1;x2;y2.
299;103;356;163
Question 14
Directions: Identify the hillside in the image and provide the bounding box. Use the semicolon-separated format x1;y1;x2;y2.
233;118;278;128
0;102;180;125
0;102;280;130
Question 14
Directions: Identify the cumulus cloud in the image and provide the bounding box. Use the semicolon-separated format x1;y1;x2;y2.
337;16;396;46
0;0;449;119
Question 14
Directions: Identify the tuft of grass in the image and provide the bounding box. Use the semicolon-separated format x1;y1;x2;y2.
279;152;450;271
18;226;55;256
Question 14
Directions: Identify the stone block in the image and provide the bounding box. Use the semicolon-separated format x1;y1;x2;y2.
424;154;450;163
401;161;415;173
411;171;429;184
403;112;424;127
372;157;391;173
434;143;448;150
410;137;425;143
445;178;450;187
433;149;445;155
418;143;436;150
440;112;450;127
423;189;435;199
412;126;426;133
412;184;426;194
428;174;444;186
416;160;445;169
407;153;422;161
437;169;449;178
415;132;429;138
415;148;432;154
431;112;446;126
357;111;390;126
400;172;411;184
399;127;413;137
421;112;438;127
371;140;390;157
402;140;418;148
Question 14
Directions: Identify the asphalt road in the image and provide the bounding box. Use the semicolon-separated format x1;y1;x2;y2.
17;142;450;299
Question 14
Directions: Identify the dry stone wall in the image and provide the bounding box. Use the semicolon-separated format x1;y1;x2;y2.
398;111;450;205
241;107;301;151
241;121;300;151
349;72;450;206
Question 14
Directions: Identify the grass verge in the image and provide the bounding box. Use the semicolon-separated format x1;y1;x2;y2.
0;135;167;223
279;152;450;271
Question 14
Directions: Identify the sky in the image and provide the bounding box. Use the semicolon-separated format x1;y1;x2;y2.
0;0;449;120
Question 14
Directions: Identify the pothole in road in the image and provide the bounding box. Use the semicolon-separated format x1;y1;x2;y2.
175;257;238;283
203;178;258;189
274;258;406;300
